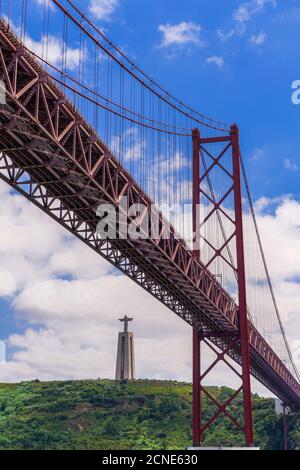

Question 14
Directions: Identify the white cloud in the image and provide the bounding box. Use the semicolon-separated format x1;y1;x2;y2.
249;31;267;45
152;152;190;177
253;197;300;284
89;0;119;20
206;56;224;67
284;159;298;171
249;147;265;161
110;127;145;162
158;22;204;48
218;0;276;41
217;29;236;42
0;181;110;298
25;34;82;71
35;0;55;9
274;6;300;24
234;0;276;29
2;19;80;71
0;341;5;364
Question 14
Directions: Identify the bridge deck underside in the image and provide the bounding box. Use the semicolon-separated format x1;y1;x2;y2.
0;19;299;409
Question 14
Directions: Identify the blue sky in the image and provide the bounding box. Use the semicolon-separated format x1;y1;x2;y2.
0;0;300;391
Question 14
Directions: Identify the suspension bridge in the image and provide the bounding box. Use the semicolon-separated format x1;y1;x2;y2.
0;0;299;448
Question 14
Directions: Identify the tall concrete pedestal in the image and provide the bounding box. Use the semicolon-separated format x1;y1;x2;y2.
115;316;135;380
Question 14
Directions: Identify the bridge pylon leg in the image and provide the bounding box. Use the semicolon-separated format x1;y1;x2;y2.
192;329;201;447
231;124;254;446
192;128;201;447
283;405;288;450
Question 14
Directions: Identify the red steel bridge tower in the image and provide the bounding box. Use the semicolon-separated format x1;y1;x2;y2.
192;126;253;447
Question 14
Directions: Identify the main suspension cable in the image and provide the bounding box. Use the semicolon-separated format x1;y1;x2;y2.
240;154;300;381
50;0;229;133
22;44;192;133
64;0;229;130
50;73;192;136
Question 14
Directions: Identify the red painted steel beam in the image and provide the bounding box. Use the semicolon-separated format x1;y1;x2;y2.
192;128;201;446
231;124;254;446
230;125;254;446
200;136;231;144
193;329;201;446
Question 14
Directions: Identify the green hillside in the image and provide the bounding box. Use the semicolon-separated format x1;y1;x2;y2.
0;379;299;450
